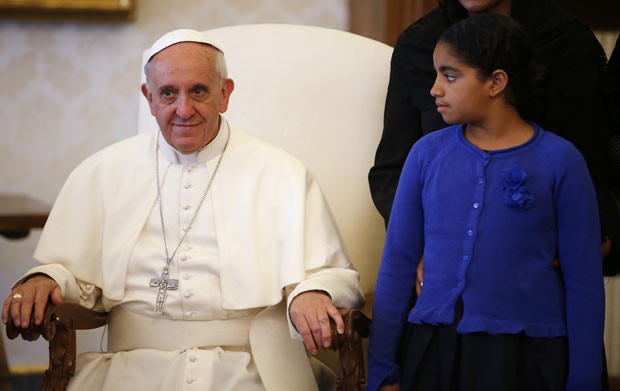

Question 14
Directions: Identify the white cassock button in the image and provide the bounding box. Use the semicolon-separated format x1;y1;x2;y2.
186;378;195;384
189;355;198;362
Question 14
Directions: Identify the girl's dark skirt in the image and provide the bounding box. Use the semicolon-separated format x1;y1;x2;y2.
399;301;568;391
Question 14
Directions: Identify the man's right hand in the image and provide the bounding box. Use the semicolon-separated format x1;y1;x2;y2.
1;275;61;329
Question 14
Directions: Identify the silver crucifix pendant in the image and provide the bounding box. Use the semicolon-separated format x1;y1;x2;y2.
149;261;179;314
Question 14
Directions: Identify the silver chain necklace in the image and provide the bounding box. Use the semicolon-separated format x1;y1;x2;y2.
149;132;229;314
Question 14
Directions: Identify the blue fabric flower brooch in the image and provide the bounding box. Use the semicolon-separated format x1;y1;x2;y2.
501;166;533;211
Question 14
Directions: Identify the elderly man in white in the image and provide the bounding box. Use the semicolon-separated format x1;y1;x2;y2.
2;29;364;391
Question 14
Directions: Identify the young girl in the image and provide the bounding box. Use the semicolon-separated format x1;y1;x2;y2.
367;14;605;391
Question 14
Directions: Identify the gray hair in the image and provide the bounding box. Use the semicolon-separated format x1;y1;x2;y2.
144;44;229;92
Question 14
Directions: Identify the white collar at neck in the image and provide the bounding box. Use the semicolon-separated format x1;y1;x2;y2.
158;117;230;165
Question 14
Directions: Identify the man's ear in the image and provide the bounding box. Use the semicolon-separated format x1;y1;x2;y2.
141;83;151;102
219;78;235;113
141;83;156;115
489;69;508;98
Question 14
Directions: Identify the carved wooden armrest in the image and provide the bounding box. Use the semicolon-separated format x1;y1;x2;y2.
330;308;371;391
5;301;109;391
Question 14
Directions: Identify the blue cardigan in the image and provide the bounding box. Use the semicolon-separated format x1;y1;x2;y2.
368;124;605;391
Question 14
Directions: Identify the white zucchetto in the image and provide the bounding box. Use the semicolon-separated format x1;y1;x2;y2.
146;29;222;63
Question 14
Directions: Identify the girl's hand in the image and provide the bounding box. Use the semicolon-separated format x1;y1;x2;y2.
602;236;612;258
379;383;401;391
416;256;424;295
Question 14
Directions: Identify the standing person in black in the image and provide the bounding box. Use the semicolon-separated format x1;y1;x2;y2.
609;35;620;199
369;0;620;273
610;36;620;119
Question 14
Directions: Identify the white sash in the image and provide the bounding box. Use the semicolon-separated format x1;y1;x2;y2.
107;302;319;390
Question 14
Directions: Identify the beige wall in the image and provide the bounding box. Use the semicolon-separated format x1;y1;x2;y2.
0;0;349;371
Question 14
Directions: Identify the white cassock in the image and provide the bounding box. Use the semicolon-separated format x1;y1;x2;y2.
21;118;364;391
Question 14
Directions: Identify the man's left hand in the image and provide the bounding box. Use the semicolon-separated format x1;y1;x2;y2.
289;290;344;355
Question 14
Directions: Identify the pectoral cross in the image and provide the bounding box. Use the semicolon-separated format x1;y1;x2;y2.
149;261;178;314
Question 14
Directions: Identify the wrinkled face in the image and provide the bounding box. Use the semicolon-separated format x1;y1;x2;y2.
430;42;492;125
141;42;234;154
458;0;513;15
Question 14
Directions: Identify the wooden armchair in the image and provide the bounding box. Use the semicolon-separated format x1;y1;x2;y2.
6;301;370;391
